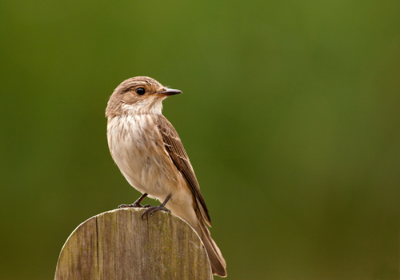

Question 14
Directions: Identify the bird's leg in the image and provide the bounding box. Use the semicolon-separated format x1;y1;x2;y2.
118;193;150;208
142;194;172;219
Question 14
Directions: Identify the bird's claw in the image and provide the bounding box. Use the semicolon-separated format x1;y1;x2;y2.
118;193;149;209
118;202;139;208
141;205;171;219
118;202;152;209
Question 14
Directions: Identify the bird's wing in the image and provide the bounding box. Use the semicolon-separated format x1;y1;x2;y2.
156;114;212;227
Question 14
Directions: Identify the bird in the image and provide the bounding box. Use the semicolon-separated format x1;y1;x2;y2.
105;76;227;277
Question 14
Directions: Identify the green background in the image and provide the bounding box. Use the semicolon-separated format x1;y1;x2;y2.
1;1;399;279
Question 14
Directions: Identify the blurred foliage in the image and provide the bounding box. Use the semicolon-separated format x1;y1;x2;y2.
0;0;399;279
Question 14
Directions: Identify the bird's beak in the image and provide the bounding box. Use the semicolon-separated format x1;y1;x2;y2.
156;88;182;96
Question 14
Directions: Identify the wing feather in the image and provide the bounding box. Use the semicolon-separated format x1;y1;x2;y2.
156;115;212;227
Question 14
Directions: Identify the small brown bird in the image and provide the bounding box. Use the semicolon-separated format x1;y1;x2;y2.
106;76;227;277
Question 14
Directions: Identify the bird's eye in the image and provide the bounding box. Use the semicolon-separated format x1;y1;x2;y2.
135;87;146;95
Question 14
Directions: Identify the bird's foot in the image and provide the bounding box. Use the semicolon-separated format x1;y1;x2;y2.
118;193;149;209
118;202;151;208
141;205;171;219
141;194;172;219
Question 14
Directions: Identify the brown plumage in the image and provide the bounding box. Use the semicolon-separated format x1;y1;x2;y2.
156;114;212;227
106;76;227;277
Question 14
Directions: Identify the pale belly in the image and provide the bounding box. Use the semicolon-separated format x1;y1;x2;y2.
107;114;198;229
107;115;185;202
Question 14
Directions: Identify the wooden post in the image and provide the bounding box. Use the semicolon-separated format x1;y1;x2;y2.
55;208;212;280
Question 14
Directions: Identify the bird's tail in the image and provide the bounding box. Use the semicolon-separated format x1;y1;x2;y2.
193;207;227;277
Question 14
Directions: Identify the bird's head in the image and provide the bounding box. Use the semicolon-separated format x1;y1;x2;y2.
106;76;181;118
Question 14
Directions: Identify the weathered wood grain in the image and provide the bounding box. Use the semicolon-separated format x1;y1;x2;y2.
55;208;212;280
